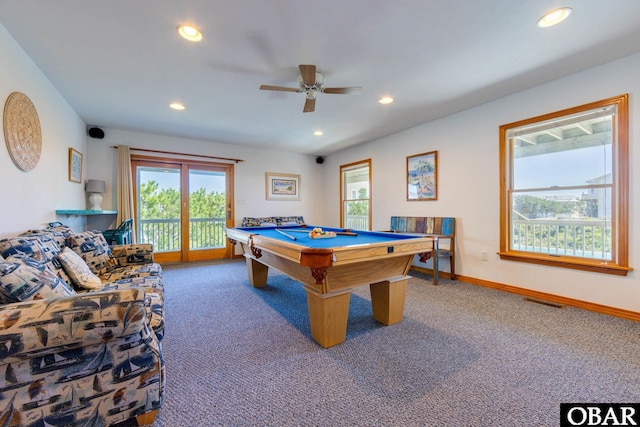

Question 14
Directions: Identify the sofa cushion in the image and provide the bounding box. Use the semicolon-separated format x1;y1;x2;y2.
99;263;163;282
57;247;104;290
110;243;156;266
66;231;118;275
0;234;71;285
20;226;71;250
0;254;76;304
103;275;164;297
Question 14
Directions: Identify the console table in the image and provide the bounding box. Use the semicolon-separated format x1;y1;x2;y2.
55;210;118;232
56;210;117;215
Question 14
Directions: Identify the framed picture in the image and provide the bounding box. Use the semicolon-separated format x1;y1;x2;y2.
265;172;301;201
407;150;438;201
68;148;82;183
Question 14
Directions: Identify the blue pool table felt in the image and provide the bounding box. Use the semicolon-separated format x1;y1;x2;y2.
235;225;419;249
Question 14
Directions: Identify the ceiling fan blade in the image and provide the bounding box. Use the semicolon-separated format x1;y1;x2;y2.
323;86;362;94
299;64;316;86
303;98;316;113
259;84;300;93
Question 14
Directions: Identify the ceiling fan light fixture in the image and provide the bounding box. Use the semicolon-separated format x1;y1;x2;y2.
260;64;360;113
177;24;203;42
169;102;186;110
537;7;572;28
378;96;394;104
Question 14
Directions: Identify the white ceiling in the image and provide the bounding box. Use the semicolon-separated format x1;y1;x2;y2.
1;1;640;156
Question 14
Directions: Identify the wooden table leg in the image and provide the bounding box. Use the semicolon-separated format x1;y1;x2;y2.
304;286;351;348
369;276;408;325
246;257;268;287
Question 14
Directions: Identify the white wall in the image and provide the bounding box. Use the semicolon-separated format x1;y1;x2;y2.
85;128;326;228
323;52;640;313
0;24;87;237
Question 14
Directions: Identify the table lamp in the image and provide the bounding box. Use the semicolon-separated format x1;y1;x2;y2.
85;179;106;210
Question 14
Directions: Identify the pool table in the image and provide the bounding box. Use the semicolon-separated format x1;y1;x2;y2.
226;225;434;348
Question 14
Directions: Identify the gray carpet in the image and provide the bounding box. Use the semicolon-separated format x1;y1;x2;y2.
153;259;640;427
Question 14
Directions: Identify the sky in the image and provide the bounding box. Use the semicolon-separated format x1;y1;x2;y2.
514;144;611;190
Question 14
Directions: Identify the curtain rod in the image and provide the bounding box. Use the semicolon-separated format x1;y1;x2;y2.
111;146;244;163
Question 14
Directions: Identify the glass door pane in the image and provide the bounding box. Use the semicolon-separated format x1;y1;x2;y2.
341;162;371;229
188;169;227;250
137;166;181;253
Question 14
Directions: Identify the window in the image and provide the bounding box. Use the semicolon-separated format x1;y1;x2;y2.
340;159;371;230
499;94;630;276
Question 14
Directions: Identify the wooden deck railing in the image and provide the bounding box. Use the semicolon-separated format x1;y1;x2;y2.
511;218;611;259
138;217;227;252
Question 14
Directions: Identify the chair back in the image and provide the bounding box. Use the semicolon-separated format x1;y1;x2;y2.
389;216;454;237
118;218;133;232
388;216;456;283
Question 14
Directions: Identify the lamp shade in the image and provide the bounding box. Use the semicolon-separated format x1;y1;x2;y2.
85;179;106;193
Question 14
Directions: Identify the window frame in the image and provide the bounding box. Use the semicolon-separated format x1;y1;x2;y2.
498;94;631;276
340;159;372;230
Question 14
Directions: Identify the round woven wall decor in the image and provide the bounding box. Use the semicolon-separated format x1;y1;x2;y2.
3;91;42;171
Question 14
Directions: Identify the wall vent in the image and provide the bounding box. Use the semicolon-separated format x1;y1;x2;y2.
523;297;565;309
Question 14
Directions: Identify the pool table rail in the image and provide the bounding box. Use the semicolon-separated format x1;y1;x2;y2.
227;227;434;266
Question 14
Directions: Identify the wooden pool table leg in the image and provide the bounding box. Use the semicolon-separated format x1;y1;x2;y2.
304;286;351;348
246;257;268;287
369;276;408;325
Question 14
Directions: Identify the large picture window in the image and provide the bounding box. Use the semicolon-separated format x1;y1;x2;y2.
499;94;630;276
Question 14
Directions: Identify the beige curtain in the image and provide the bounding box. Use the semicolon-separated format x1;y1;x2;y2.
116;145;137;243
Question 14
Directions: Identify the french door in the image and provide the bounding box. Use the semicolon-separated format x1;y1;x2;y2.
132;155;234;263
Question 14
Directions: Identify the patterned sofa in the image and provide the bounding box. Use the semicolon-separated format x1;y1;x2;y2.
0;225;164;426
241;216;305;227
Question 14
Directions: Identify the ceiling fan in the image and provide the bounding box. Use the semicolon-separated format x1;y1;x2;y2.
259;64;361;113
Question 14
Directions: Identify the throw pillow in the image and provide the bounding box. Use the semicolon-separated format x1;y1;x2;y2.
57;247;104;290
66;231;118;276
0;254;76;304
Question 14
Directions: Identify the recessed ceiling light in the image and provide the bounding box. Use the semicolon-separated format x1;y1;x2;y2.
169;102;186;110
537;7;572;28
177;24;203;42
313;130;324;136
379;96;394;104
